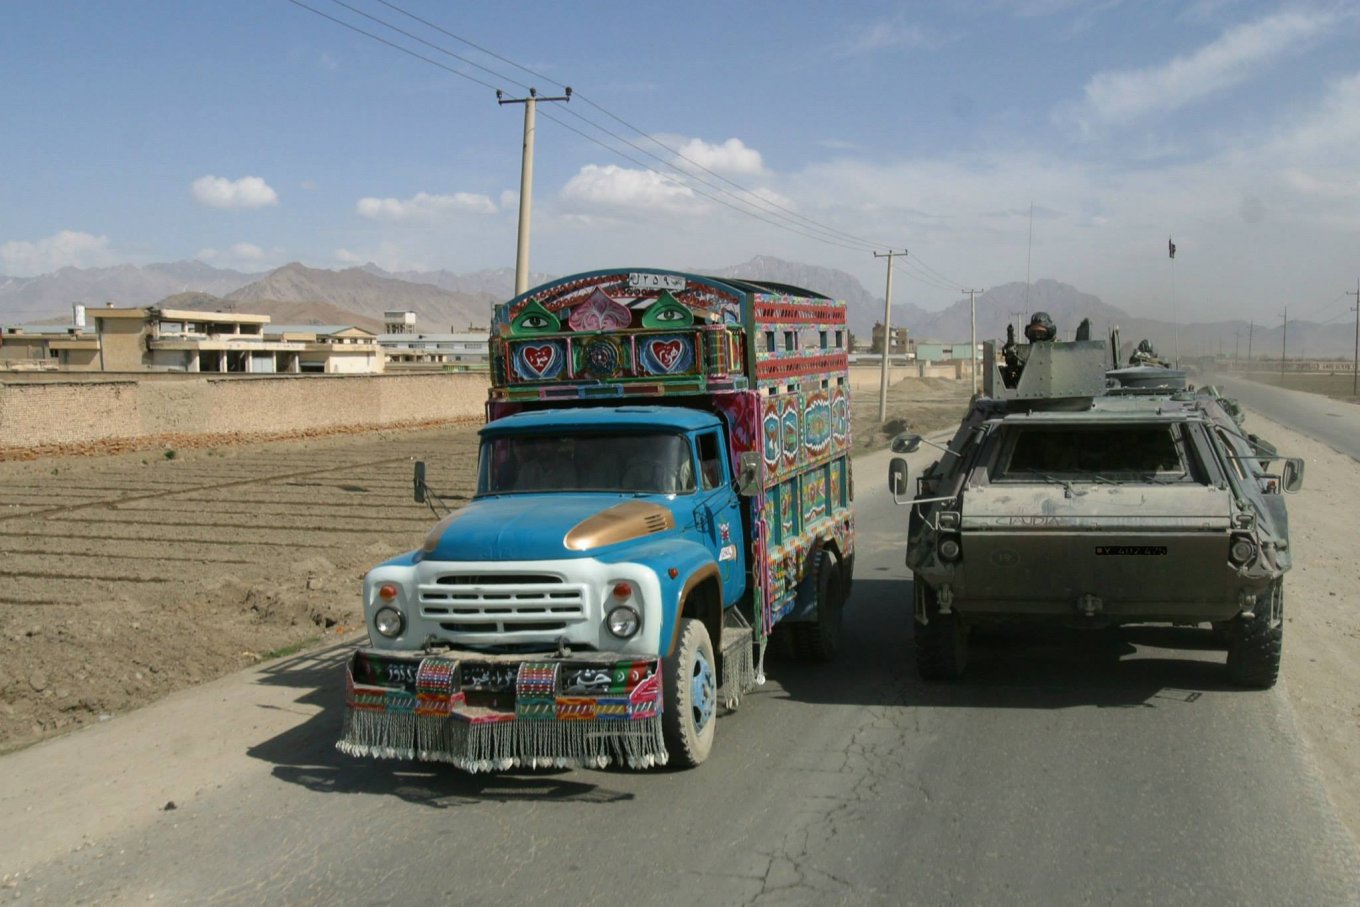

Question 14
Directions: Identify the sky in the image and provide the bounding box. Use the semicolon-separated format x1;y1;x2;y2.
2;0;1358;326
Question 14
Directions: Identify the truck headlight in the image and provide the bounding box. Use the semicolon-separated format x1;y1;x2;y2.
607;605;641;639
1228;535;1256;566
374;606;405;638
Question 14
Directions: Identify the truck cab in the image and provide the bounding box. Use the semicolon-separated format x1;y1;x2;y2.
366;407;748;663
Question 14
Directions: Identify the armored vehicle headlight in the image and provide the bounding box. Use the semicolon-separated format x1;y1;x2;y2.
374;606;405;638
938;536;962;562
606;605;641;639
1229;536;1256;566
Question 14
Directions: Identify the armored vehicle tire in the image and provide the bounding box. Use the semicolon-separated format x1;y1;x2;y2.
1227;581;1283;689
914;576;967;681
663;617;717;767
794;550;843;662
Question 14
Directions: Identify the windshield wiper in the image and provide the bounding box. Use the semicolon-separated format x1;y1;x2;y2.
1034;474;1085;498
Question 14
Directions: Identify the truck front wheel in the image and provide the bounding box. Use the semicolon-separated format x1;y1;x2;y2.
914;575;967;681
662;617;717;767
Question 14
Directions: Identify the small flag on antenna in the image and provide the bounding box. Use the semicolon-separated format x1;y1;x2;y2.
1168;238;1176;259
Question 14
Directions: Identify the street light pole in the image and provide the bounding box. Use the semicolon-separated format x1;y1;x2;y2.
497;87;571;296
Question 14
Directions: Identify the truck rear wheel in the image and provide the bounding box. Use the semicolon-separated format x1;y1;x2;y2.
794;550;843;662
914;575;966;681
1227;581;1283;688
663;617;717;767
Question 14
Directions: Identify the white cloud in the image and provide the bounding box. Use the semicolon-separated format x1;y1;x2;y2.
1270;71;1360;158
842;16;951;54
0;230;116;275
1082;10;1335;122
356;191;497;221
560;164;699;214
197;242;268;263
331;242;428;272
674;137;765;175
191;175;280;209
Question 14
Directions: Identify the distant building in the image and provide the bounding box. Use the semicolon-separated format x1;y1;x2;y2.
79;305;384;374
0;323;101;370
384;310;417;334
914;340;981;364
378;331;489;370
871;322;910;355
261;324;383;373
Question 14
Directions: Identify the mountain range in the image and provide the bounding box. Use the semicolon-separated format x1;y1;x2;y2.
1;257;1350;359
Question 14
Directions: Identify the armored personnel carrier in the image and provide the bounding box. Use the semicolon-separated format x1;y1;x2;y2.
888;317;1303;687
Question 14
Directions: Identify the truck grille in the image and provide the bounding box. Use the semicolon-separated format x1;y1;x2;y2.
419;573;588;633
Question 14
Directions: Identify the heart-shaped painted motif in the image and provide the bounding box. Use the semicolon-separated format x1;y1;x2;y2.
523;344;557;375
650;339;684;372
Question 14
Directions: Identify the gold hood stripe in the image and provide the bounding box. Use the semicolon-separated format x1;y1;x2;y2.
564;501;675;551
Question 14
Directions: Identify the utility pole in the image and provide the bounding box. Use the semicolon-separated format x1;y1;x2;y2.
1279;305;1287;385
874;249;908;423
1247;320;1254;369
1009;310;1027;339
1348;279;1360;398
963;288;985;394
1234;327;1240;364
497;86;571;295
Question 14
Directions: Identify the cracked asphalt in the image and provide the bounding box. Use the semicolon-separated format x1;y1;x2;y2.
4;445;1359;906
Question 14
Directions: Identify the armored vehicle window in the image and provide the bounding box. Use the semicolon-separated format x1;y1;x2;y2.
996;423;1202;483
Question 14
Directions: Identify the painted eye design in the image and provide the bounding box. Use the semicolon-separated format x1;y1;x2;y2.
520;314;551;330
652;308;686;322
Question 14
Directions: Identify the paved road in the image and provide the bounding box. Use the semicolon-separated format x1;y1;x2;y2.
1207;374;1360;460
5;447;1360;905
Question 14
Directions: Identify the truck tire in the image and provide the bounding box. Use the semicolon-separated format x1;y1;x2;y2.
662;617;717;767
914;575;966;681
794;550;843;662
1227;580;1283;688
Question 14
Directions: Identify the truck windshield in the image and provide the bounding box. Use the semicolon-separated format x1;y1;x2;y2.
478;432;697;495
995;423;1203;484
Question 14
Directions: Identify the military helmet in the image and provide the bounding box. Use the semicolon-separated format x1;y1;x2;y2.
1024;311;1056;342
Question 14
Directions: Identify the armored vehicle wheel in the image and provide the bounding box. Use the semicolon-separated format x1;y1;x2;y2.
794;550;843;662
663;617;717;767
914;575;966;681
1227;580;1283;688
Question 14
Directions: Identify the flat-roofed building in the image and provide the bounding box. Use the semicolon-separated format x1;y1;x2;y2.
377;331;489;370
262;324;383;373
85;305;385;373
0;324;101;370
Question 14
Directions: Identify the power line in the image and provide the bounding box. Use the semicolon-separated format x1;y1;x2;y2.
291;0;966;277
306;0;876;253
283;0;504;92
371;0;911;254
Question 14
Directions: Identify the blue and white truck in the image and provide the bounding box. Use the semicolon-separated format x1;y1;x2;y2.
338;268;855;770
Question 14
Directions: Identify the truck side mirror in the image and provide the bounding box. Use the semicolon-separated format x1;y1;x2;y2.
413;461;427;504
890;433;923;454
888;457;910;504
1281;458;1304;493
736;451;764;497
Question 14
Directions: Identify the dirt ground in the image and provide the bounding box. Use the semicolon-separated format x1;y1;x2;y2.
3;376;1357;843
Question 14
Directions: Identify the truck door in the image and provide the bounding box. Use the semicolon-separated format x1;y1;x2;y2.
695;430;746;605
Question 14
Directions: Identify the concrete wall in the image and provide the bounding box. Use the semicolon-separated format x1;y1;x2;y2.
0;372;491;451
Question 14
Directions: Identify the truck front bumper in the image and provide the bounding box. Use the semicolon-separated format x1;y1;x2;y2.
337;648;666;772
